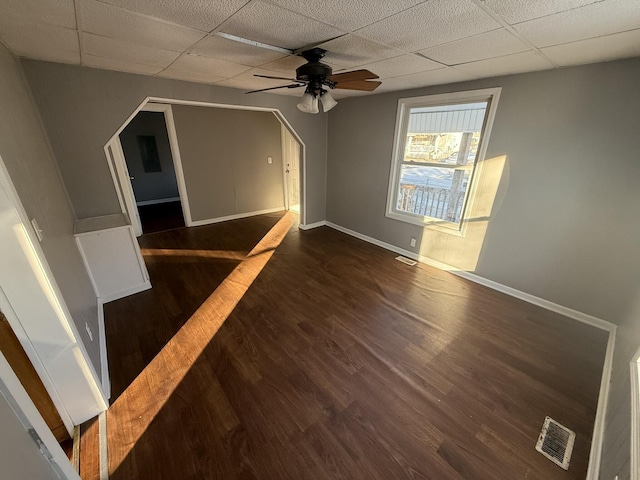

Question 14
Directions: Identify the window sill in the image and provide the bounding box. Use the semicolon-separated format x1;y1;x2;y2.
386;210;465;237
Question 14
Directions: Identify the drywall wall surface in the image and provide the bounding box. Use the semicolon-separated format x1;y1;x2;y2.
0;44;101;381
600;295;640;480
172;106;283;222
0;392;58;480
119;111;179;203
21;60;328;224
327;57;640;325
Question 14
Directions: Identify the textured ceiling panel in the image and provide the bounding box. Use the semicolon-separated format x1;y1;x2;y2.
0;0;76;29
168;53;252;78
0;23;79;63
481;0;603;24
267;0;425;31
514;0;640;48
220;1;346;51
81;0;206;52
419;29;529;66
84;33;180;67
541;28;640;66
357;0;501;51
357;54;442;79
95;0;250;32
190;35;287;67
260;54;311;74
158;68;226;84
454;51;554;77
84;54;164;75
375;67;477;92
318;34;404;68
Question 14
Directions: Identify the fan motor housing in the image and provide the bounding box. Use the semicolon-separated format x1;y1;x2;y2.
295;61;332;82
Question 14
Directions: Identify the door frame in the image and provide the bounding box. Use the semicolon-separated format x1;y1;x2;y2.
106;103;191;237
0;350;80;479
0;154;107;435
105;97;308;234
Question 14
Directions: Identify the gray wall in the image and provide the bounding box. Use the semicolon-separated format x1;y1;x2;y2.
0;44;101;381
327;58;640;324
21;60;328;225
120;111;179;204
172;106;283;222
0;391;58;480
327;57;640;479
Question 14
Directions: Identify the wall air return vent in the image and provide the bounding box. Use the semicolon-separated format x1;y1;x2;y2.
535;416;575;470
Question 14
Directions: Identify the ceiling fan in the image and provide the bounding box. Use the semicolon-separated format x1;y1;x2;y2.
244;47;381;113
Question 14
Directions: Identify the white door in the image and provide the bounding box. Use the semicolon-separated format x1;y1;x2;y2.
282;128;300;213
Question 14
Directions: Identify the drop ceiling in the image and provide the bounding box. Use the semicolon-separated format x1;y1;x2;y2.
1;0;639;98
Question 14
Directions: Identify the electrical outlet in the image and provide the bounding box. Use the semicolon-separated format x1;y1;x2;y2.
410;237;416;247
85;322;93;342
267;156;273;164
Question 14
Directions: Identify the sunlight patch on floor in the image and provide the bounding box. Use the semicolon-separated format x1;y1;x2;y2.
107;211;295;474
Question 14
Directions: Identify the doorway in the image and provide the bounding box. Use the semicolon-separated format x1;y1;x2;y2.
282;126;301;213
119;110;185;235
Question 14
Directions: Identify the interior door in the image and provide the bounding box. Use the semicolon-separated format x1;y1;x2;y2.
283;128;300;213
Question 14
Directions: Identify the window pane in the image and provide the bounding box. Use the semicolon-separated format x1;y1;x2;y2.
397;165;470;223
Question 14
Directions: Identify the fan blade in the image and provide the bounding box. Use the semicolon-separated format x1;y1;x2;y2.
245;84;305;94
254;74;302;82
328;69;379;83
334;80;382;92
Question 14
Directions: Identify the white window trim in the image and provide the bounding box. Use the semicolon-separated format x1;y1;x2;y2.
385;87;502;235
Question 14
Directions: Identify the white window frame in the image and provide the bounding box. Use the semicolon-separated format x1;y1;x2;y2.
385;87;502;234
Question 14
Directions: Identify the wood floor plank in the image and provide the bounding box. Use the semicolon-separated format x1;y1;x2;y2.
101;212;608;479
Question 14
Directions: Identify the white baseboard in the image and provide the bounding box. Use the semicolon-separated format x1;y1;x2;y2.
299;220;327;230
136;197;180;207
325;220;616;480
189;207;285;227
96;300;111;400
99;281;151;304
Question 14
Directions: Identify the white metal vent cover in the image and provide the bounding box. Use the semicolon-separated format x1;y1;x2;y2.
395;256;417;266
535;416;575;470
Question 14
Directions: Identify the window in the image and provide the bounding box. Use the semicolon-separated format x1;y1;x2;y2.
386;88;501;232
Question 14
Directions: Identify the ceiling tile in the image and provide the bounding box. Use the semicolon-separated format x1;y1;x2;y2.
84;54;164;75
81;0;206;52
260;55;308;74
357;54;442;79
0;0;76;29
357;0;501;51
169;53;252;79
0;23;79;63
541;28;640;66
482;0;603;24
83;33;180;68
220;1;346;51
374;67;478;92
267;0;425;30
189;35;288;67
157;68;226;84
514;0;640;48
318;34;404;68
95;0;250;32
454;51;554;77
419;29;530;66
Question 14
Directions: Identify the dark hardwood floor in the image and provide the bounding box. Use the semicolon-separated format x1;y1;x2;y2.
138;200;185;234
102;211;608;480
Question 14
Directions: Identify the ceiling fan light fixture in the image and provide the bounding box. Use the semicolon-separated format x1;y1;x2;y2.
320;91;337;112
297;92;319;114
